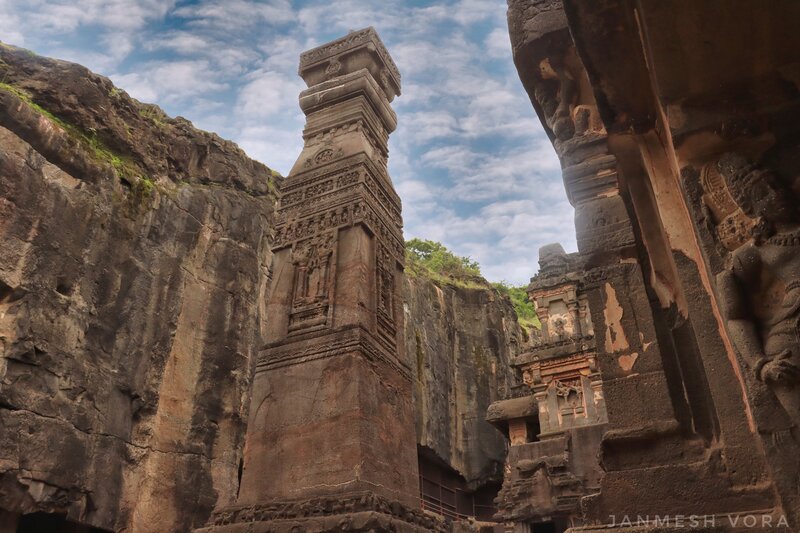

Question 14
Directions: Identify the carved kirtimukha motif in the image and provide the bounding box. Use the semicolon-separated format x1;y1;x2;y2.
325;57;342;78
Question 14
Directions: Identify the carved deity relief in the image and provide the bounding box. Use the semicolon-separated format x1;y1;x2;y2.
578;297;594;337
715;153;800;428
290;231;335;316
552;316;568;340
522;368;535;387
376;241;396;340
554;379;584;416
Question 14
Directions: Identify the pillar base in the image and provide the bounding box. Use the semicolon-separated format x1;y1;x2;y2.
196;491;447;533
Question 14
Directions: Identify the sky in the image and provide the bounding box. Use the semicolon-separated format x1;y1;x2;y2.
0;0;576;284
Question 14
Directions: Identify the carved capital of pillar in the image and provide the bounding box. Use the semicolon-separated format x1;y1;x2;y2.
299;27;400;101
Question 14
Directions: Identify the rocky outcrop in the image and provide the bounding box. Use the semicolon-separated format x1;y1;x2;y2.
404;275;522;488
0;44;278;532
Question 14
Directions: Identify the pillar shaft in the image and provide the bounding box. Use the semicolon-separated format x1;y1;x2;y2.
198;28;443;533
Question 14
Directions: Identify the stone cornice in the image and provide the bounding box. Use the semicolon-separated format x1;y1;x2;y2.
299;27;401;100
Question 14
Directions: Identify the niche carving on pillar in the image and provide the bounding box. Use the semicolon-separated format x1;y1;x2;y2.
288;230;336;334
554;378;584;418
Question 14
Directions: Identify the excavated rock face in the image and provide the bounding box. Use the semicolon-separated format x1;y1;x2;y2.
404;275;521;488
0;44;278;532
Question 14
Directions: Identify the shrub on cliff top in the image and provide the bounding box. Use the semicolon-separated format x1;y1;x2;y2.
405;238;541;329
405;238;482;281
492;282;541;329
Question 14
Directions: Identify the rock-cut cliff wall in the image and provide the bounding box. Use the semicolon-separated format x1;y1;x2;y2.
404;275;521;488
0;44;278;532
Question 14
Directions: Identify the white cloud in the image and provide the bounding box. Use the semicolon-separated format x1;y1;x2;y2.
450;0;505;25
0;0;176;72
402;111;459;144
485;27;511;59
396;179;437;203
404;195;577;285
0;1;26;45
111;60;228;104
109;73;158;102
296;1;405;38
173;0;295;30
22;0;174;32
419;140;561;204
256;35;306;72
5;0;577;283
235;124;303;175
236;70;303;120
145;31;211;55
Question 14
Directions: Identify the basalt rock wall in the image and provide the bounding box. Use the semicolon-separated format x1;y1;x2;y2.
0;44;278;532
404;275;522;488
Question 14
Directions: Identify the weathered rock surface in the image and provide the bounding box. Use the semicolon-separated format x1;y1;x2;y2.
404;275;522;487
0;44;278;532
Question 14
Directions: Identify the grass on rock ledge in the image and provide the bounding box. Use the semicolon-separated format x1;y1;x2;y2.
0;81;154;202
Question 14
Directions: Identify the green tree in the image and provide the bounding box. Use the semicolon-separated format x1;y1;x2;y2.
405;238;481;279
405;238;541;329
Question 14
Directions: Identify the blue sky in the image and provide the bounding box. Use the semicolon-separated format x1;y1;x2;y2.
0;0;576;284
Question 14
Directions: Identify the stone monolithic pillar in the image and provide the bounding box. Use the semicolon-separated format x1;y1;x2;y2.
198;28;441;533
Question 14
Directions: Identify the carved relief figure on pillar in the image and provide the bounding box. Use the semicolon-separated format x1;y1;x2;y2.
716;153;800;427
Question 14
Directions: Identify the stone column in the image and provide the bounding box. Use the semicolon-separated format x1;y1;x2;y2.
197;28;443;533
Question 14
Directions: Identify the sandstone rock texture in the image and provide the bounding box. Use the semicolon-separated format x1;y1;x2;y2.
404;275;521;488
0;35;531;533
0;44;278;532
